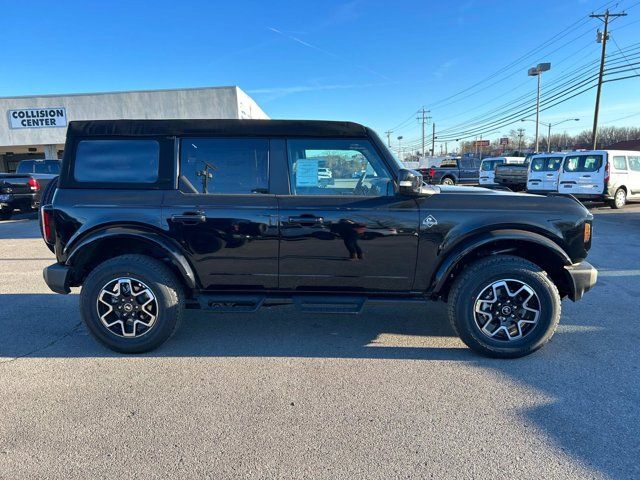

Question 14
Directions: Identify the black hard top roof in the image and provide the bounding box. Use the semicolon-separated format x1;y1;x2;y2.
66;119;369;138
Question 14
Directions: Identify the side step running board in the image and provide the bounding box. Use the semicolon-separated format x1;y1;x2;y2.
196;294;427;314
293;295;366;314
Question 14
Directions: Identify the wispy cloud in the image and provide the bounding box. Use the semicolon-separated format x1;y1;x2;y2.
248;82;389;102
267;26;391;81
433;59;457;79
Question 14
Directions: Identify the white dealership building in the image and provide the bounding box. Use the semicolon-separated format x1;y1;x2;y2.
0;86;269;172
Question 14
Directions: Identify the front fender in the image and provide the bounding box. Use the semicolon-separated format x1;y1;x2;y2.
430;229;572;294
65;227;197;289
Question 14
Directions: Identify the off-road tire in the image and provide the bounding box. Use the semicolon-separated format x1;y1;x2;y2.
80;254;184;353
448;255;561;358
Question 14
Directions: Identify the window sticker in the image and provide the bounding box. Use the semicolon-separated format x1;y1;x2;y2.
296;159;319;187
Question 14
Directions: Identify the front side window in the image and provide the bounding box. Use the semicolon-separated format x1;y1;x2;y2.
287;139;393;196
613;156;627;170
563;155;603;173
180;139;269;195
74;140;159;183
628;156;640;172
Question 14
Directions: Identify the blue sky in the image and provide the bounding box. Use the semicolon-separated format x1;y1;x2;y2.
3;0;640;151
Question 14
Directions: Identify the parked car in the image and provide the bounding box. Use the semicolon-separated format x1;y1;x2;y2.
479;157;523;186
16;159;61;192
421;157;481;185
558;149;640;208
526;153;565;194
41;119;597;358
494;156;529;191
0;173;40;220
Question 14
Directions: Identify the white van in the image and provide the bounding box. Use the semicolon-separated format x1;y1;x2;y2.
479;157;523;186
558;150;640;208
526;153;565;194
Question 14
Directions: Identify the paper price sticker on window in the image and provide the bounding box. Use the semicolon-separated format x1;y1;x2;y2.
296;159;319;187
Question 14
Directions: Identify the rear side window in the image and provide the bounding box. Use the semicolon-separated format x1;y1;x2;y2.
74;140;159;183
628;156;640;172
179;138;269;194
612;156;627;170
563;155;603;173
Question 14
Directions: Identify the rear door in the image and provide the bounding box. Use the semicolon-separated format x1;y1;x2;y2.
527;156;546;191
277;137;419;292
459;158;479;184
559;153;605;195
162;138;279;290
543;156;563;191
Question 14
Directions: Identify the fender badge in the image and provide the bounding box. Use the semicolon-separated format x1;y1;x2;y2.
423;215;438;228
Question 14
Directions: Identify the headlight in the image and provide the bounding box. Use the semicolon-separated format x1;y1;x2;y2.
0;194;11;202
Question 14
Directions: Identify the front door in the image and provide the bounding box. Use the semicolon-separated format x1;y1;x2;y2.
277;138;419;292
162;138;279;290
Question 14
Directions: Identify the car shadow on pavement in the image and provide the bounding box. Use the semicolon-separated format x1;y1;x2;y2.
0;213;42;239
0;293;473;362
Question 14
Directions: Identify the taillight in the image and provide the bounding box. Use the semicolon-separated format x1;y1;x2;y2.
29;177;40;191
604;161;610;186
42;208;54;244
429;168;436;178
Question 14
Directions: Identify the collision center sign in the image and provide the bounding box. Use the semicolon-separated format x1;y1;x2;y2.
8;107;67;129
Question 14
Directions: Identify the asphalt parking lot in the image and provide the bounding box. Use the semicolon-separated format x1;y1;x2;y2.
1;205;639;480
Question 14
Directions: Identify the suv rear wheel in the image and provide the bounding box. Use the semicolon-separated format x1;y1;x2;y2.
448;255;561;358
80;254;184;353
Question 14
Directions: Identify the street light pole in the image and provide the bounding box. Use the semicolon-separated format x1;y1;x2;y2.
528;62;551;153
521;118;579;152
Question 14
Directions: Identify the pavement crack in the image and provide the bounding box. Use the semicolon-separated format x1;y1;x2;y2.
0;322;82;365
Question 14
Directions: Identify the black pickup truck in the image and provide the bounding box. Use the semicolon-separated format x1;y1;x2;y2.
420;157;481;185
0;174;41;220
41;119;597;358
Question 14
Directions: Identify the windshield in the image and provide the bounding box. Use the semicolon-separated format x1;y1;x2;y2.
16;160;61;174
563;155;603;173
481;159;504;171
530;156;563;172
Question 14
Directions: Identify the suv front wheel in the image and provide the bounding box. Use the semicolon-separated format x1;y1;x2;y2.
448;255;561;358
80;254;184;353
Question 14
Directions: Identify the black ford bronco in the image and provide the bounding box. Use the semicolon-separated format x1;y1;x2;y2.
41;119;597;358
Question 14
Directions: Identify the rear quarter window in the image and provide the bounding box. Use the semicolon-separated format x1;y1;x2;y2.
74;140;160;183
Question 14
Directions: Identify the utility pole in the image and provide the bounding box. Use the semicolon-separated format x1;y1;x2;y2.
590;9;627;149
384;130;393;148
431;123;436;156
517;128;525;152
416;107;430;156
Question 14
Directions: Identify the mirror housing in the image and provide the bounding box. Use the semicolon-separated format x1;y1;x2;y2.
397;169;423;195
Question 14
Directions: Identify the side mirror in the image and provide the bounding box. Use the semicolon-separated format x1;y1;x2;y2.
397;169;423;195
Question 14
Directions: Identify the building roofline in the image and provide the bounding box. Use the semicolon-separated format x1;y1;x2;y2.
0;85;241;101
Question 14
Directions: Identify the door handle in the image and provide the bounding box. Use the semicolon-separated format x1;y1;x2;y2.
171;211;206;224
288;215;324;226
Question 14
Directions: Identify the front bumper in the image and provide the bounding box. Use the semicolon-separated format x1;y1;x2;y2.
43;263;71;294
565;261;598;301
